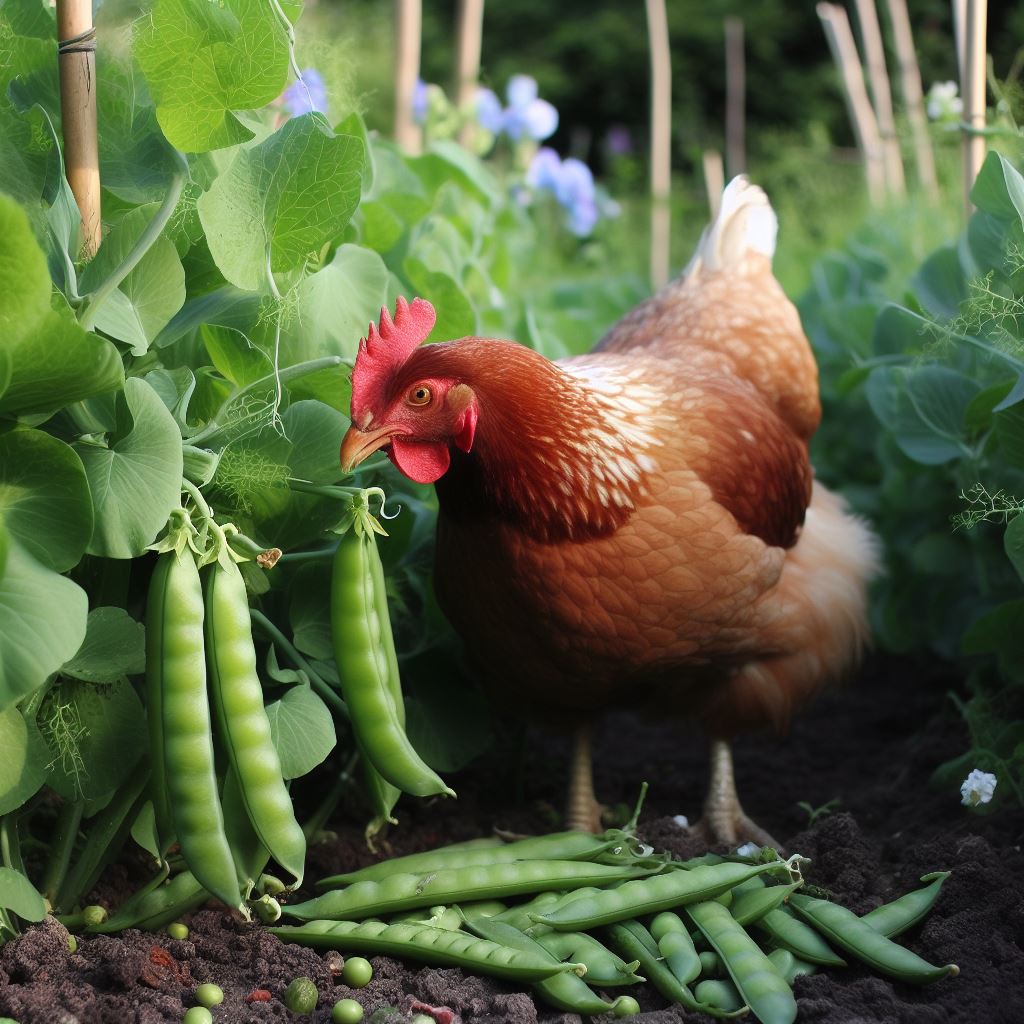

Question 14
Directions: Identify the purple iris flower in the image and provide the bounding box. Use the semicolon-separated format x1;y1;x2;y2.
282;69;328;117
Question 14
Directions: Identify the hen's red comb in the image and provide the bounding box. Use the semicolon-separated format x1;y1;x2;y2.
351;296;436;421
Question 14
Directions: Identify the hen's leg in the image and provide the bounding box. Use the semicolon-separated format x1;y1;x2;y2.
565;721;604;834
695;739;783;851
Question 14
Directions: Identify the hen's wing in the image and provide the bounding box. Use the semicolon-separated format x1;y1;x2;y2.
595;176;820;443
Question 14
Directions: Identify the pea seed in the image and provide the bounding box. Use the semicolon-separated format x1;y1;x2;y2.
613;995;641;1017
82;905;107;927
195;983;224;1008
67;935;78;953
183;1009;213;1024
342;956;373;988
167;922;189;940
284;976;319;1013
332;998;365;1023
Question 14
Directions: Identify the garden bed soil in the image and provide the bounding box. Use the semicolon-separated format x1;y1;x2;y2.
2;655;1023;1024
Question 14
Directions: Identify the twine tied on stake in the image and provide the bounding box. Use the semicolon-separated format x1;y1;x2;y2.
58;26;97;55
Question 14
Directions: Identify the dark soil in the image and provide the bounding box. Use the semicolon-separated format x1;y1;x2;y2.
2;655;1023;1024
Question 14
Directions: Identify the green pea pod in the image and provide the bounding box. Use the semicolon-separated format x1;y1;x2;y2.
534;930;643;986
650;912;701;986
88;869;209;934
156;548;242;912
788;893;958;984
204;558;306;886
331;526;453;798
605;920;746;1019
221;768;272;895
753;906;847;966
688;899;798;1024
730;882;801;927
861;872;950;938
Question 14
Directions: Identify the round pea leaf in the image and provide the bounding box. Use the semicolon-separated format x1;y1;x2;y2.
61;607;146;683
0;867;46;923
265;684;336;780
75;377;185;559
0;541;88;711
0;429;93;573
0;705;48;815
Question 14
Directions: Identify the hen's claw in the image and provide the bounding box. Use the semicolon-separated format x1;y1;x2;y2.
565;721;605;834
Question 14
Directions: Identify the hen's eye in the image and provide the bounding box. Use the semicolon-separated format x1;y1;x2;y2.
407;384;432;407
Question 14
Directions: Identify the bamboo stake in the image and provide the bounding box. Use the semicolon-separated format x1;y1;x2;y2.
645;0;671;291
702;150;725;219
724;17;746;178
883;0;939;199
56;0;101;259
961;0;987;213
952;0;967;84
853;0;905;197
454;0;484;150
817;2;887;206
393;0;422;154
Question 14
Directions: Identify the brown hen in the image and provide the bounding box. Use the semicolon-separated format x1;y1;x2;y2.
340;177;878;844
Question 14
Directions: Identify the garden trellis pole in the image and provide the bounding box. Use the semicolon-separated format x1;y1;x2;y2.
455;0;484;150
883;0;939;200
853;0;905;197
817;2;886;207
645;0;671;291
961;0;987;214
702;150;724;219
724;17;745;178
952;0;967;83
394;0;423;154
56;0;101;258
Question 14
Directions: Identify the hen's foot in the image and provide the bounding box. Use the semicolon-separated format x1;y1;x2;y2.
565;720;605;834
694;738;787;854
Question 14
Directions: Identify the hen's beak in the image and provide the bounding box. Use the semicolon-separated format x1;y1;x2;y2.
340;423;405;473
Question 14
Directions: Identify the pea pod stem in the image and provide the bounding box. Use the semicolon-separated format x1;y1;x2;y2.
41;801;84;907
0;814;26;876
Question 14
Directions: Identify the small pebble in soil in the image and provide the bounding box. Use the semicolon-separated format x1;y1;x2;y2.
332;997;365;1023
194;982;224;1008
342;956;373;988
167;922;189;940
183;1008;213;1024
284;975;319;1014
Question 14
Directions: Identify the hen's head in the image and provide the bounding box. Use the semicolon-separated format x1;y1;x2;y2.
340;297;479;484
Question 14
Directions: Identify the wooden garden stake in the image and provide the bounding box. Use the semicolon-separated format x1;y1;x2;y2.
853;0;905;197
961;0;988;214
952;0;967;84
645;0;672;291
883;0;939;200
724;18;746;178
56;0;101;259
393;0;423;154
455;0;485;150
702;150;725;219
817;2;886;206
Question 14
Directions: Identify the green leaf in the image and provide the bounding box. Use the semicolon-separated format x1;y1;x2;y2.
0;541;87;711
0;192;50;344
283;401;349;484
962;599;1024;677
1006;516;1024;583
970;151;1024;230
289;563;333;662
911;246;969;320
0;705;47;815
995;401;1024;469
61;607;146;683
201;324;272;387
403;258;477;341
0;866;46;923
74;377;185;559
134;0;293;153
78;205;186;355
41;677;147;801
265;683;336;780
0;430;93;572
130;801;161;861
197;115;364;290
146;366;197;430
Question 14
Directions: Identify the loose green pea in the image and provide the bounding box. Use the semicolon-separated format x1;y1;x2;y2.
284;976;319;1013
342;956;374;988
82;905;107;927
67;935;78;953
614;995;641;1017
332;998;365;1024
167;922;189;940
195;983;224;1008
183;1009;213;1024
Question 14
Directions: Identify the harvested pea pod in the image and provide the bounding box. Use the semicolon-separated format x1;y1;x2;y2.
689;898;798;1024
534;930;643;986
269;919;580;982
861;872;950;938
731;882;801;927
753;905;846;966
695;979;745;1013
205;557;306;886
650;912;701;986
788;893;958;984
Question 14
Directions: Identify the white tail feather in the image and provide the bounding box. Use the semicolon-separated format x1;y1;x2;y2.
685;175;778;277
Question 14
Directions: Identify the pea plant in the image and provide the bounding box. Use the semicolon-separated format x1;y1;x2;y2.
802;143;1024;805
0;0;639;942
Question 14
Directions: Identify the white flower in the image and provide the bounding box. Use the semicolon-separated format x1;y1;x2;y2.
672;814;690;829
960;769;997;807
927;80;963;121
736;842;761;858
